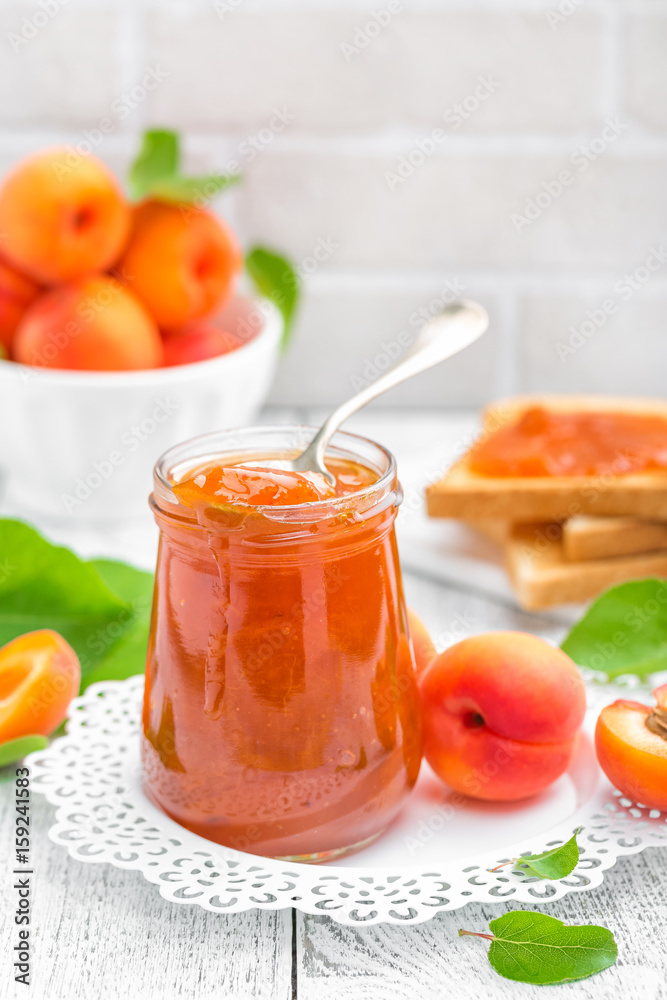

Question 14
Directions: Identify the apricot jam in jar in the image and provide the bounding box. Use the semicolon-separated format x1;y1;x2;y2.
142;426;422;862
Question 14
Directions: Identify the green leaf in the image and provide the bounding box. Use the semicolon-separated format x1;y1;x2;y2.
246;246;300;349
460;911;618;985
561;578;667;678
0;734;49;768
81;558;154;690
0;519;128;651
0;519;152;692
80;612;151;690
515;828;581;880
149;172;240;205
128;128;240;205
129;129;180;200
90;558;153;609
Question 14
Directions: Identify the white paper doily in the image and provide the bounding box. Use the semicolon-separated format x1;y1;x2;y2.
26;675;667;926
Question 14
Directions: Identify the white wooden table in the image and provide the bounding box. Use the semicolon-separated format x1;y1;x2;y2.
1;409;666;1000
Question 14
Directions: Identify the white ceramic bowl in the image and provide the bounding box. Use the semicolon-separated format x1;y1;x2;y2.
0;295;282;520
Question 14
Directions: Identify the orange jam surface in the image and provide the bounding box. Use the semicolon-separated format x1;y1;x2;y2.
173;458;375;510
469;407;667;477
142;453;422;860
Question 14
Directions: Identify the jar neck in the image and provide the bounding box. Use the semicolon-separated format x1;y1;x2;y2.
150;425;402;545
151;473;402;548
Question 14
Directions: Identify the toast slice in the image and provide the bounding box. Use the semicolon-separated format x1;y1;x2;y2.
426;396;667;522
470;513;667;562
506;523;667;610
562;514;667;561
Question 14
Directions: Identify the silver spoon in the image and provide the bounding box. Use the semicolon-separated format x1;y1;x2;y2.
288;299;489;485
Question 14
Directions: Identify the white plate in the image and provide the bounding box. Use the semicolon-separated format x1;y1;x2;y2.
26;675;667;926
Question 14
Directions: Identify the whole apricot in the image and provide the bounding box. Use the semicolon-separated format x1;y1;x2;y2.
419;631;586;801
0;255;41;352
0;148;130;285
595;684;667;811
162;320;240;366
13;275;163;371
119;201;242;328
0;630;80;742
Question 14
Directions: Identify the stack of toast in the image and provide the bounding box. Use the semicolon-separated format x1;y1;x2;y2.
426;396;667;610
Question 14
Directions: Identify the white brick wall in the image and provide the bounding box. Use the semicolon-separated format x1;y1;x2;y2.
1;0;665;406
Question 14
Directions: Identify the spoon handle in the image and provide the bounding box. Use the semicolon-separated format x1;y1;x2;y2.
292;300;489;474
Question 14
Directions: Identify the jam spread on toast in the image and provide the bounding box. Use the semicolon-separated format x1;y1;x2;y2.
469;407;667;477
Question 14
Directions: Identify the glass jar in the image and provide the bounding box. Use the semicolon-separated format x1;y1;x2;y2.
142;425;422;861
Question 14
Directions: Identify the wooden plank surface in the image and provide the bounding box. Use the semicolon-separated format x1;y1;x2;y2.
296;851;667;1000
0;791;293;1000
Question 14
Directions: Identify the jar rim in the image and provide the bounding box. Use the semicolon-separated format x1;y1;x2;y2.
152;424;398;519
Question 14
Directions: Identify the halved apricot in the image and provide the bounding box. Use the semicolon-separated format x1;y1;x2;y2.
0;630;80;743
595;685;667;811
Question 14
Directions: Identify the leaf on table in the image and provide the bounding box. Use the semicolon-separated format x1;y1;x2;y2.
245;246;300;348
0;519;153;692
514;827;581;880
460;911;618;985
561;578;667;678
0;734;49;768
